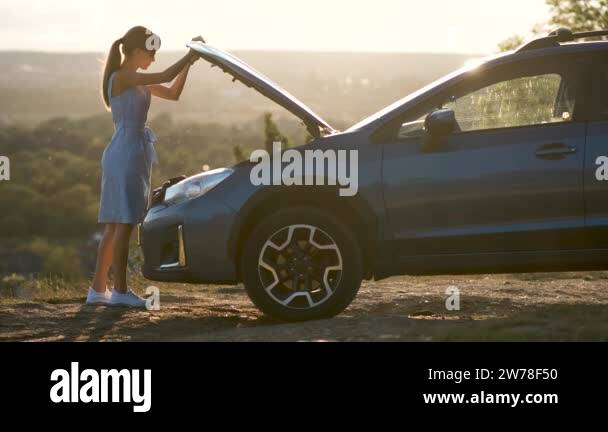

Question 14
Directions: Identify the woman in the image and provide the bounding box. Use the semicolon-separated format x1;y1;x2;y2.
86;26;203;307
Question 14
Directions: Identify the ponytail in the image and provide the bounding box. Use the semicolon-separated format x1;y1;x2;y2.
101;38;123;109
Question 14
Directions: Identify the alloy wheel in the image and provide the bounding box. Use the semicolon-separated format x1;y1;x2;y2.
257;224;343;309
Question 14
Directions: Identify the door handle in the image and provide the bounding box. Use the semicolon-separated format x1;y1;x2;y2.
535;143;577;158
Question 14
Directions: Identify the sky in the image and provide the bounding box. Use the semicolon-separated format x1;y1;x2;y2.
0;0;551;54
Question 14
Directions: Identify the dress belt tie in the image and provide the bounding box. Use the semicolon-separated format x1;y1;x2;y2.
113;124;159;167
142;125;158;166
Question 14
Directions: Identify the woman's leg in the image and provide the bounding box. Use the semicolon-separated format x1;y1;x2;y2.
112;223;135;294
91;224;116;293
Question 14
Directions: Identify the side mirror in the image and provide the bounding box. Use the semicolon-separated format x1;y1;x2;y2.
424;108;456;137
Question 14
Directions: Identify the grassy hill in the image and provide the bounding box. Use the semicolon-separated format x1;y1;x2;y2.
0;50;477;127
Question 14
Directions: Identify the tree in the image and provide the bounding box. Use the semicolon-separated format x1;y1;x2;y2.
498;35;525;52
233;144;246;162
499;0;608;51
546;0;608;31
263;112;290;153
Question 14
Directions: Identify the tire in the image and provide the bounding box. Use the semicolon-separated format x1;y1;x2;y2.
240;206;363;321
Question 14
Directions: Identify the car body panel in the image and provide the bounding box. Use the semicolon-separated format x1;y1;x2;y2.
383;122;587;257
584;121;608;238
382;52;590;262
583;55;608;248
142;194;238;283
187;42;335;138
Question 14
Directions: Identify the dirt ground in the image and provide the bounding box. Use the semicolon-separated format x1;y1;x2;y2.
1;272;607;342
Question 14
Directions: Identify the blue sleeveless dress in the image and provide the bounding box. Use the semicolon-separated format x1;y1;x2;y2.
98;71;158;224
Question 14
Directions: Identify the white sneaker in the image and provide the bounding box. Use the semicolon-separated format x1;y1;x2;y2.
110;289;147;308
85;287;112;305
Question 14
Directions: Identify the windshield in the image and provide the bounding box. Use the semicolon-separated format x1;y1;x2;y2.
346;53;507;132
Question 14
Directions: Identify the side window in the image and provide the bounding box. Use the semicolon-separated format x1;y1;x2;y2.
445;74;572;131
398;72;577;138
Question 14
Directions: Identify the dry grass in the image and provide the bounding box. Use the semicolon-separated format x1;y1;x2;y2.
0;272;607;342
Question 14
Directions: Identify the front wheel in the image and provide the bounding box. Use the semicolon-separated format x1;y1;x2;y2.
241;207;363;321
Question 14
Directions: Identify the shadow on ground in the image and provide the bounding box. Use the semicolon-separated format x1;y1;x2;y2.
1;272;607;341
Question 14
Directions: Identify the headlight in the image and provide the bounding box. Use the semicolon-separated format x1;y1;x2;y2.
163;167;233;206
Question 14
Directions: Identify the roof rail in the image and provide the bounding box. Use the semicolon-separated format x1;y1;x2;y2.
517;27;608;52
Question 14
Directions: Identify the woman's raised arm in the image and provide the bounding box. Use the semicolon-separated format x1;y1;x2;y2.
148;60;195;101
117;51;196;89
114;36;205;94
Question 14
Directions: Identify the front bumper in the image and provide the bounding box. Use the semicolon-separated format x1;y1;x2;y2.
140;195;239;284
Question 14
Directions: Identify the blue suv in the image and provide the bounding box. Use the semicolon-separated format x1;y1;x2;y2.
141;28;608;321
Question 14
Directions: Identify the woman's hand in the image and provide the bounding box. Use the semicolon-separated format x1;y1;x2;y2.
188;35;205;64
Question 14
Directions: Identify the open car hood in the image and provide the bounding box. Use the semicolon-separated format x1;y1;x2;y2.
187;42;335;138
